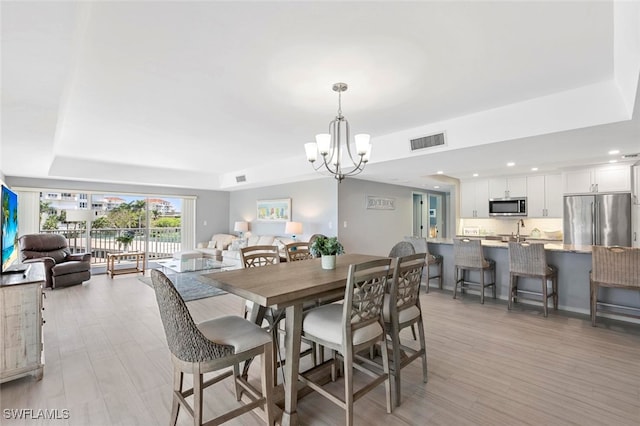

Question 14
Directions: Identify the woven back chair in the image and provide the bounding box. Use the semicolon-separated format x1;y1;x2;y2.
452;238;495;304
285;242;313;262
388;241;415;258
507;242;558;317
404;236;443;292
384;253;428;407
300;258;393;425
151;269;274;425
590;245;640;326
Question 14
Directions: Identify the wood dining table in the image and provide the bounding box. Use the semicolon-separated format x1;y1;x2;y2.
199;253;384;426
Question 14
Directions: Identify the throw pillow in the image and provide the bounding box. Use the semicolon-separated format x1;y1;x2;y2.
208;241;217;249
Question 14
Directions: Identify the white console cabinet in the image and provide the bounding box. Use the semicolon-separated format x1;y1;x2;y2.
0;262;45;383
563;165;631;194
460;179;489;218
526;174;562;217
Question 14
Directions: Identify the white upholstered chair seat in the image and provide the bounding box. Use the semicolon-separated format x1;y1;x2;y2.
303;304;383;347
382;294;421;324
197;315;272;353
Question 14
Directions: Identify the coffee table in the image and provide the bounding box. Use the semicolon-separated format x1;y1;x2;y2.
156;257;231;274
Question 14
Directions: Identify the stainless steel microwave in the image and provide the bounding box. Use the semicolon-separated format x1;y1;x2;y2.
489;197;527;217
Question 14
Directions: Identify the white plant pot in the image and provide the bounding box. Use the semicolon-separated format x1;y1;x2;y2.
321;254;336;270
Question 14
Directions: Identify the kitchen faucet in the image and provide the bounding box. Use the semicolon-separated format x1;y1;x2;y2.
515;219;525;241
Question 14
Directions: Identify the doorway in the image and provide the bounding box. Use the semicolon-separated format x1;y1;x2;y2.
412;192;446;239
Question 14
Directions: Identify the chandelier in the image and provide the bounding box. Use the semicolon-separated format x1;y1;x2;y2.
304;82;371;182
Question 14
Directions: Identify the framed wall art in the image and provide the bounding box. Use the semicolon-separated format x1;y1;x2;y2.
366;195;395;210
256;198;291;222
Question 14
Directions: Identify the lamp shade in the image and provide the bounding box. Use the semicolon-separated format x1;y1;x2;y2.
284;221;302;235
234;221;249;233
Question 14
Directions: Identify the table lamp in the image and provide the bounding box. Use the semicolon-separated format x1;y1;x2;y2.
285;221;303;241
234;221;249;238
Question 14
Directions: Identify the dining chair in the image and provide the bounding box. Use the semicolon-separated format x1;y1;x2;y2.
284;242;313;262
453;238;496;304
150;269;275;426
508;242;558;317
388;241;415;258
590;245;640;326
404;236;443;292
299;258;393;426
383;253;428;407
240;245;316;375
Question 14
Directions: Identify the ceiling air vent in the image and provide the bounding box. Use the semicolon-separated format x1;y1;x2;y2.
410;132;446;151
235;175;246;183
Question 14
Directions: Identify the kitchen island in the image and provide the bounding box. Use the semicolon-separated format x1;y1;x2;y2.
427;239;640;322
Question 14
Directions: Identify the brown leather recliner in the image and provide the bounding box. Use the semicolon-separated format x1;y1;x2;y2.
19;234;91;289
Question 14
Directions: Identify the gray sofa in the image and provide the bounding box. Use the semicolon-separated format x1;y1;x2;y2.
19;233;91;289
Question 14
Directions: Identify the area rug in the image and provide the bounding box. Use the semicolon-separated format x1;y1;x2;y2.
139;271;226;302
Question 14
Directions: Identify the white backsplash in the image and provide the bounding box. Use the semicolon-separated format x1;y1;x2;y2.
459;217;563;239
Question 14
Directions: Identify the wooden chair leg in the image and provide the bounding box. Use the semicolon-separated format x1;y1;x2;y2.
171;367;183;426
542;277;548;317
480;268;485;304
590;280;598;327
492;267;496;299
390;324;403;408
417;319;428;384
424;266;430;294
508;274;514;310
261;342;275;426
233;363;242;401
453;267;459;299
344;350;354;426
438;262;443;290
193;366;203;426
380;336;392;414
553;275;558;310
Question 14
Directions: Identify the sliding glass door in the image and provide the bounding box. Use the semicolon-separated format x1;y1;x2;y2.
39;191;185;267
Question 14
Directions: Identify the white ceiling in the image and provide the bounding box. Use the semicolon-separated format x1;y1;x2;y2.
2;1;639;192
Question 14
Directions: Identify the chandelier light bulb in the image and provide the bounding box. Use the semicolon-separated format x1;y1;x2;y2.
315;134;331;155
304;142;318;162
354;134;370;155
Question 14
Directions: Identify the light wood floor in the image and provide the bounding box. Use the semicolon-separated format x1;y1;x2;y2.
2;272;640;425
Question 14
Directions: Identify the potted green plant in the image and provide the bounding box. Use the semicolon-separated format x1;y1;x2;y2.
310;236;344;270
116;231;135;252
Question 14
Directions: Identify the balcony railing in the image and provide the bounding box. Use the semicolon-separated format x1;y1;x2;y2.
40;227;182;265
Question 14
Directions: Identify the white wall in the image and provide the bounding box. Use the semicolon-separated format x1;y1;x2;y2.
337;179;447;256
228;179;338;241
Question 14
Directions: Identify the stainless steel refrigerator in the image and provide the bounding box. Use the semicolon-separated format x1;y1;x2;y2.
563;193;632;246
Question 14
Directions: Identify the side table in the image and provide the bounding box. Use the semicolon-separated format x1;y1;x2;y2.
106;252;145;278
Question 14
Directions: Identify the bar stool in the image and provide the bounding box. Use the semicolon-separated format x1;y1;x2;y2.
590;245;640;326
453;238;496;304
404;236;443;293
507;242;558;317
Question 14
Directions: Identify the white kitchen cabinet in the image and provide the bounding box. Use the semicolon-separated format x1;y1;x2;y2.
633;165;639;204
563;165;631;194
488;176;527;199
633;204;640;248
460;179;489;218
526;174;562;217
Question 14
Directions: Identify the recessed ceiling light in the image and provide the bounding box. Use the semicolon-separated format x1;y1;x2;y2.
609;159;618;163
434;185;440;189
531;167;538;171
436;170;443;175
608;149;620;155
507;162;515;167
473;173;479;177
